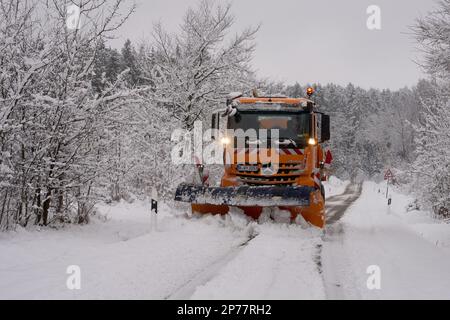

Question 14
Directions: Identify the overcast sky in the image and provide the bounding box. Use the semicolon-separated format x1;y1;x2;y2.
110;0;434;90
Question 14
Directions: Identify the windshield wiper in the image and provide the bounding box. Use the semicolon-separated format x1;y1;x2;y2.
275;137;298;147
246;138;298;147
247;139;262;145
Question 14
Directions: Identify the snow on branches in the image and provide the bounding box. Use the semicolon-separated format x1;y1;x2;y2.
411;0;450;218
0;0;136;229
145;0;258;130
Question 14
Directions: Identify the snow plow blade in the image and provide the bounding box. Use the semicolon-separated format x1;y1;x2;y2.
174;183;315;207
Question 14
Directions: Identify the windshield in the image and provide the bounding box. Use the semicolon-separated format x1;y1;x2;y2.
227;111;311;147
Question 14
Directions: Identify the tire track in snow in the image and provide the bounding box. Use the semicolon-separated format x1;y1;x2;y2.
326;183;363;225
320;183;363;299
166;185;362;300
189;225;325;299
164;230;258;300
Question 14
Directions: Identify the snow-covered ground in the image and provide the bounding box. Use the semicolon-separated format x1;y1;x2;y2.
322;176;349;197
322;181;450;299
190;223;324;299
0;202;251;299
0;201;323;299
1;178;449;299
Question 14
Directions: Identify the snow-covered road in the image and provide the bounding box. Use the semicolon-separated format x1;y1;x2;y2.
1;180;449;299
189;223;324;299
322;182;450;299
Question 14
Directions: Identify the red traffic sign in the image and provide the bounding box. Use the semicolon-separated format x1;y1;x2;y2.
384;169;394;180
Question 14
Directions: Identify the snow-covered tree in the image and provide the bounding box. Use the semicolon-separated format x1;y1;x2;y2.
412;86;449;217
411;0;450;217
121;39;141;87
0;0;136;229
412;0;450;82
145;0;258;130
121;0;259;198
282;82;420;181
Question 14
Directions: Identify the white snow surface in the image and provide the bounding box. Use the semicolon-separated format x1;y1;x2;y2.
191;224;324;299
0;202;250;299
1;178;450;299
322;181;450;299
322;176;349;198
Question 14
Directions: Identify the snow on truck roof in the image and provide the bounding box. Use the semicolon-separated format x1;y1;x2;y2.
233;97;314;111
237;97;312;104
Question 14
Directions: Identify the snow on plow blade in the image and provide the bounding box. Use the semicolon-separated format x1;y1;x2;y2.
174;183;315;207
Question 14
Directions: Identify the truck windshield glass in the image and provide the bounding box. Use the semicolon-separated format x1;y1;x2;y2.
228;111;310;147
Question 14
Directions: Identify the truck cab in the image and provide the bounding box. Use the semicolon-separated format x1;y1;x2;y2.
215;95;330;191
176;89;332;228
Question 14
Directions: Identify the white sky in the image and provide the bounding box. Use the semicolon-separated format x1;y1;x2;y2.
109;0;434;90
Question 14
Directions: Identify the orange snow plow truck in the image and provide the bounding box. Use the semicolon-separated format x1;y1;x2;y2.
174;88;332;228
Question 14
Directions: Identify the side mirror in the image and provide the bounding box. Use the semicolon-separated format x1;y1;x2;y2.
211;112;220;140
321;114;330;142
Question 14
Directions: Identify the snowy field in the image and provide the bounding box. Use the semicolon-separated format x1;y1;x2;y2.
322;181;450;299
1;178;449;299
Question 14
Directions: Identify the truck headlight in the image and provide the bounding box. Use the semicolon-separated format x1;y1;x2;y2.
221;137;231;145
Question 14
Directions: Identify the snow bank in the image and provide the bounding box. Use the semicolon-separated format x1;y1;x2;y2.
323;181;450;299
0;200;250;299
369;181;450;250
322;176;349;198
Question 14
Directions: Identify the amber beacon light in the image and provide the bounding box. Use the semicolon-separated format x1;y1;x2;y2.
306;87;315;97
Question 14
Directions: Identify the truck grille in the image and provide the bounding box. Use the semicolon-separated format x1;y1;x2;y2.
235;163;304;186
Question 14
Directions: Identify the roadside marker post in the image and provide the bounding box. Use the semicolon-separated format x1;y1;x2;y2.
385;179;389;199
151;187;158;231
384;169;394;200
